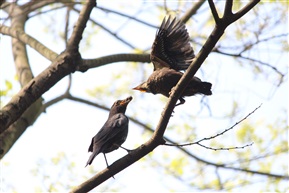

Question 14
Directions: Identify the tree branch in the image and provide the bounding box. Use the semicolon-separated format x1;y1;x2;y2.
208;0;220;24
224;0;233;17
0;2;43;159
97;6;158;28
0;24;58;61
77;53;150;72
181;0;206;23
67;0;96;51
213;48;285;83
72;6;136;49
0;0;95;134
164;105;261;149
233;0;261;22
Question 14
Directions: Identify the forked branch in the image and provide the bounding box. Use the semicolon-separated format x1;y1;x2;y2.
164;105;261;149
70;1;260;192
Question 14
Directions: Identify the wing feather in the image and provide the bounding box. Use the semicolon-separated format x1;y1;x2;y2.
151;15;195;71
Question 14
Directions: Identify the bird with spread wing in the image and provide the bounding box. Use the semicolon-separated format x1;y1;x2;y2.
133;16;212;105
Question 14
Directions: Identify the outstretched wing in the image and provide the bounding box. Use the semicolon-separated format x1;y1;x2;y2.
151;15;195;71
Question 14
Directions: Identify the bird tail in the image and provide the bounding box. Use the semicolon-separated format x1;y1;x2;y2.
85;148;100;167
199;82;212;95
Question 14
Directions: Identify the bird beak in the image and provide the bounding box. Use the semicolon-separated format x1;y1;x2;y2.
132;85;147;92
120;96;133;106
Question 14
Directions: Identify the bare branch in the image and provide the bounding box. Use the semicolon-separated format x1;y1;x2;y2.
233;0;260;22
64;6;71;46
208;0;220;24
67;0;96;50
21;0;59;14
196;104;261;144
181;0;206;23
72;7;136;49
0;2;44;159
0;0;95;133
164;105;260;149
97;6;158;28
77;53;150;72
0;24;58;61
224;0;233;17
165;140;254;150
213;48;285;82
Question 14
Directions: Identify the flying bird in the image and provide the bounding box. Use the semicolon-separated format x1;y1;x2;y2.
133;16;212;105
86;96;133;167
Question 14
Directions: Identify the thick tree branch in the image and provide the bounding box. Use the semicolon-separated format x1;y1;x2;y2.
0;98;42;159
67;0;95;51
77;53;150;72
0;24;58;61
224;0;233;17
0;2;44;158
0;24;150;69
0;0;96;134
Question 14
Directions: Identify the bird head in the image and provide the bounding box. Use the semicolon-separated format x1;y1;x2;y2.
132;82;151;93
110;96;133;115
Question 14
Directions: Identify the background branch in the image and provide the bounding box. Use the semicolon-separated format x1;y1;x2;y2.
0;0;95;133
0;24;58;61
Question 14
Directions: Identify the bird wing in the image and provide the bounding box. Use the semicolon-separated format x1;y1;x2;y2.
151;15;195;71
91;114;128;149
86;114;129;166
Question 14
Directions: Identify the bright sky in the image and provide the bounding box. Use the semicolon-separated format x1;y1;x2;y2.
1;1;288;192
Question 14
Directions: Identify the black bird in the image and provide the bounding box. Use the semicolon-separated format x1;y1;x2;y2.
86;96;133;167
133;15;212;105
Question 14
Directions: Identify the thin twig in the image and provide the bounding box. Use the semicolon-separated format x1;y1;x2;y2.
164;104;262;147
97;6;158;28
72;7;136;49
208;0;220;24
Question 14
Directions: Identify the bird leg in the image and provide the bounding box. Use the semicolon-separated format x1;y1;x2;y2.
119;146;132;153
103;153;109;168
113;143;132;153
103;153;115;179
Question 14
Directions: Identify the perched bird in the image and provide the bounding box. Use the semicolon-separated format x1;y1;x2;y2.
86;96;133;167
133;15;212;105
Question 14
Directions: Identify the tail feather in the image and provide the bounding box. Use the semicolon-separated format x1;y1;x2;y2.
199;82;212;95
85;147;101;167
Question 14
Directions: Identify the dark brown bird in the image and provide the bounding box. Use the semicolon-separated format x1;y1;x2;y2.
133;16;212;105
86;96;133;167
